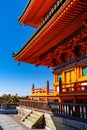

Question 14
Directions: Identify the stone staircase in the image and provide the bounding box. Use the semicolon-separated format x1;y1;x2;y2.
21;110;44;129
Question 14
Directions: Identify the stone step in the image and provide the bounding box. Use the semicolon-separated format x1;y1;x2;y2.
27;116;36;122
21;110;44;129
30;112;41;119
24;119;33;129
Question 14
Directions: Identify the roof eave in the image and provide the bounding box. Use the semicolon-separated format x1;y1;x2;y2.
18;0;32;23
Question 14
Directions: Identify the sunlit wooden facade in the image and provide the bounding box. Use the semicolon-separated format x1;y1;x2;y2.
14;0;87;103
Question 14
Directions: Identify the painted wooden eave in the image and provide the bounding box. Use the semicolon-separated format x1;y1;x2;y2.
14;0;87;67
18;0;57;28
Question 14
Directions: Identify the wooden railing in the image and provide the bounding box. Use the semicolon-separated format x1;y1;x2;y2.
32;88;46;94
32;87;54;94
19;100;50;111
60;80;87;94
19;100;87;123
48;102;87;123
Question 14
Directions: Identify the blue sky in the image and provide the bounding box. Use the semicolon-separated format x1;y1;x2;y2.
0;0;53;96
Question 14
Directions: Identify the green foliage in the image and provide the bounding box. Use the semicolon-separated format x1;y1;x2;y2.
0;94;19;104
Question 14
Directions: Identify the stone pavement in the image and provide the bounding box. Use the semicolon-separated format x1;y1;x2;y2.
0;114;26;130
0;114;46;130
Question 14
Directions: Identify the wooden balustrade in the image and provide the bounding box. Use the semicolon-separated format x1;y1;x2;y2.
32;88;46;94
32;88;54;94
19;100;50;111
48;102;87;123
19;99;87;123
60;80;87;94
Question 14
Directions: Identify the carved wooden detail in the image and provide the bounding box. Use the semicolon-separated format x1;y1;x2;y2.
37;29;87;67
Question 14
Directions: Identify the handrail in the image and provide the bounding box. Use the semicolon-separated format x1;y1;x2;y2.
32;89;54;94
32;88;46;94
19;100;87;123
62;80;87;86
48;102;87;123
19;100;50;111
60;80;87;94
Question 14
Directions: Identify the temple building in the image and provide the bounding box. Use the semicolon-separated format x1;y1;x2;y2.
13;0;87;103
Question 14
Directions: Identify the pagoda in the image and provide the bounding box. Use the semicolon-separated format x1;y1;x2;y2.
13;0;87;103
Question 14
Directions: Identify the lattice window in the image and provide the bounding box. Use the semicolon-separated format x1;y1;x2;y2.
82;66;87;76
58;73;62;82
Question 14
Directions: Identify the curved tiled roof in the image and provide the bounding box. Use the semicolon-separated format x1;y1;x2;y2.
14;0;87;67
18;0;60;27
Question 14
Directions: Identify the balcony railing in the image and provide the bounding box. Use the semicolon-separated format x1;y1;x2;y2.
19;100;87;123
60;80;87;94
48;102;87;123
19;100;50;112
32;88;46;94
32;88;54;94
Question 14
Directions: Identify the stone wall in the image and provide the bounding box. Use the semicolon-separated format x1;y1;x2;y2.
16;106;31;117
44;114;87;130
